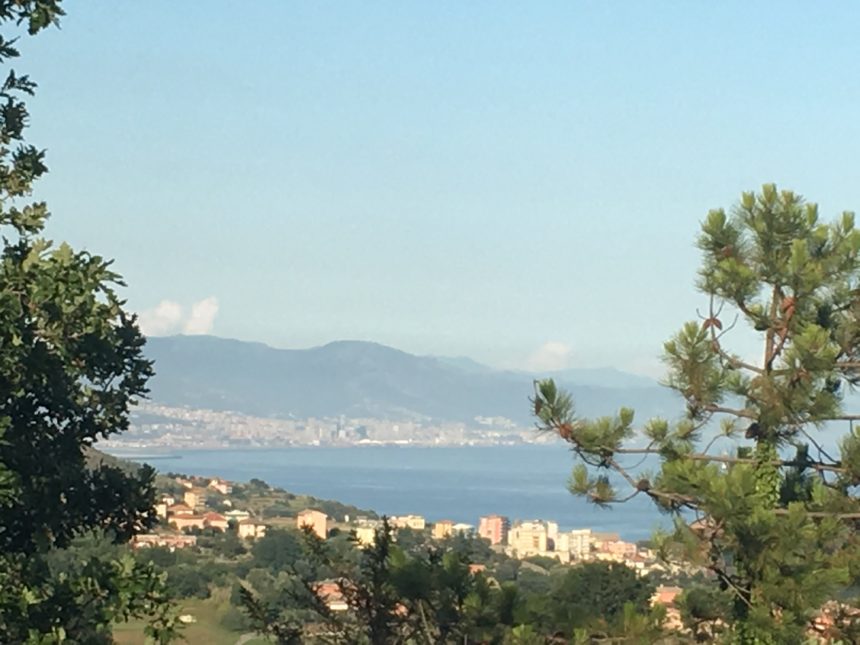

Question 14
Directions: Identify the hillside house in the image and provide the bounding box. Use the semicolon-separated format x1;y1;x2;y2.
168;503;193;517
238;519;267;539
315;581;348;612
224;509;250;522
651;586;683;631
297;509;328;539
208;478;233;495
203;512;229;531
171;515;206;531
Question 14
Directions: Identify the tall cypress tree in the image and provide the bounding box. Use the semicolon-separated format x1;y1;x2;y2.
535;185;860;643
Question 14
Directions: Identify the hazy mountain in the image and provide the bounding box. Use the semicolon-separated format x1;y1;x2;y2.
143;335;681;425
434;358;660;388
431;355;496;374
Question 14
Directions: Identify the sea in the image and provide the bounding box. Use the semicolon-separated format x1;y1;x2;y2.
112;445;669;542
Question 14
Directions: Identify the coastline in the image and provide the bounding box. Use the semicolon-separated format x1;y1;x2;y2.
107;444;666;541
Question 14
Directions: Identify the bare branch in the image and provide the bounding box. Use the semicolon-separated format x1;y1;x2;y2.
553;431;846;473
702;404;758;420
798;427;840;466
705;296;762;374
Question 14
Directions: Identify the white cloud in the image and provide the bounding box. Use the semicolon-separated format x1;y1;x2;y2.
138;300;183;336
525;341;573;372
183;297;219;335
137;297;219;336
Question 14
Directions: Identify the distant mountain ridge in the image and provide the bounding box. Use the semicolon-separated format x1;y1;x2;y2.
143;335;680;424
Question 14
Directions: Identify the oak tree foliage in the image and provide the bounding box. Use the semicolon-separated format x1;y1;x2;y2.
0;1;177;641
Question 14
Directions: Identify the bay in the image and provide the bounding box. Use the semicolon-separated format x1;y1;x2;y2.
115;445;670;542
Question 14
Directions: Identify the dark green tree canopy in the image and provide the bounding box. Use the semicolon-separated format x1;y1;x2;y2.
241;520;669;644
0;1;177;641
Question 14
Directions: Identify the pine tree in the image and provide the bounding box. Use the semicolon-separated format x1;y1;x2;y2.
534;185;860;643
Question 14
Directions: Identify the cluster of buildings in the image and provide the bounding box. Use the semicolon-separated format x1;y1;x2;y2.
295;508;659;575
129;474;688;633
132;476;268;550
429;514;657;572
146;485;853;640
103;402;542;449
295;509;681;627
296;510;428;546
133;473;660;580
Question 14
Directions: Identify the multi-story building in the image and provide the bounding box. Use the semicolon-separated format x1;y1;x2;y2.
555;532;570;554
478;515;510;545
432;519;454;540
507;520;548;557
567;528;593;560
355;526;377;546
546;521;559;549
390;515;426;531
592;532;637;562
183;488;207;510
297;509;328;539
591;532;621;550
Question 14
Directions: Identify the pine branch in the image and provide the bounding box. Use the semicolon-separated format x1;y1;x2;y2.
615;446;845;473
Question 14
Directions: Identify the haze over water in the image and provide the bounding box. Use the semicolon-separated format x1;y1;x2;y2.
123;445;668;542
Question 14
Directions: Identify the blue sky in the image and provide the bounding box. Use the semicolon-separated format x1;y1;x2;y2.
19;2;860;374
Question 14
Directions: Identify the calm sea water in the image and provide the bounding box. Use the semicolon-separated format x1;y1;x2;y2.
114;445;668;541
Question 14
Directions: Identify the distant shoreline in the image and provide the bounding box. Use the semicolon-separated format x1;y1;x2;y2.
101;441;563;457
106;452;184;460
102;444;663;541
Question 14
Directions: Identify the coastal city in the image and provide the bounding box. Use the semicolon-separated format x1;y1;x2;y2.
104;402;539;450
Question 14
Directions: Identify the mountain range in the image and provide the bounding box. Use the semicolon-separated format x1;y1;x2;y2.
143;335;681;425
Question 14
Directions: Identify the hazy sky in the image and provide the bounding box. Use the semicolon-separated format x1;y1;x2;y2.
20;2;860;375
